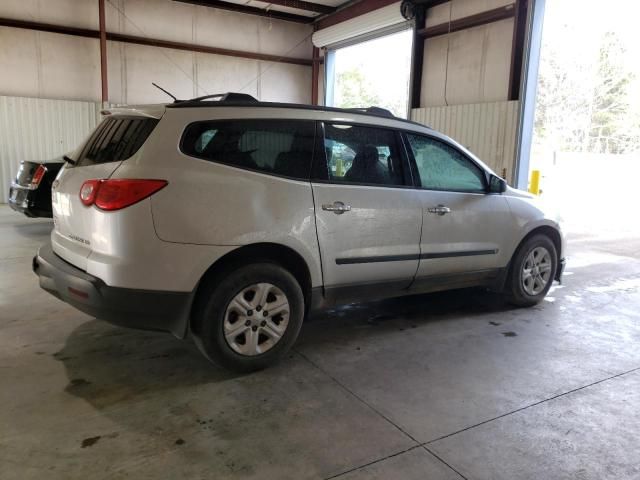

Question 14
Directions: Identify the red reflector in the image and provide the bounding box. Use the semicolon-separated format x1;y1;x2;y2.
80;179;101;206
95;179;168;211
68;286;89;299
30;165;47;189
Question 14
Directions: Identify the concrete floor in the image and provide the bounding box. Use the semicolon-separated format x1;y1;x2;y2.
1;204;640;479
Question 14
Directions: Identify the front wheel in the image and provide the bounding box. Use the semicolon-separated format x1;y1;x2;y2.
192;263;304;372
506;234;557;307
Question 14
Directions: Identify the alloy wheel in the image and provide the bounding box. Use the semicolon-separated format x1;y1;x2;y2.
521;246;553;296
223;283;290;356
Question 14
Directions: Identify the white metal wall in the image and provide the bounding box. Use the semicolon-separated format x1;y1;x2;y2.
0;0;313;105
0;95;101;202
411;100;520;179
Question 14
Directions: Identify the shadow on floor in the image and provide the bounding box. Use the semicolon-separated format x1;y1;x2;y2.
12;220;53;239
57;287;516;410
306;287;516;332
56;321;238;410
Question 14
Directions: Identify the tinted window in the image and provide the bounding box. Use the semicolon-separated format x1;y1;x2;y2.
320;123;406;186
181;120;315;180
76;117;158;166
406;134;485;192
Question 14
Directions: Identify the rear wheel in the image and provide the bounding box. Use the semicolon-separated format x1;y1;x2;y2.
192;263;304;372
506;234;557;307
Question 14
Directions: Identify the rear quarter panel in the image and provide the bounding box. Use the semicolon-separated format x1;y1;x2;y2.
119;110;323;288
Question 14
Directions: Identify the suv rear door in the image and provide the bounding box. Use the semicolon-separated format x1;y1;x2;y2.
403;132;514;287
312;122;422;303
52;114;159;269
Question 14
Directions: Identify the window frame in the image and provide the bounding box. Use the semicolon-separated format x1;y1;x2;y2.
400;132;490;194
179;118;317;182
310;121;415;189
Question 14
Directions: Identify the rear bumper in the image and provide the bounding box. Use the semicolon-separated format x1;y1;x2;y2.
9;184;52;218
33;241;193;338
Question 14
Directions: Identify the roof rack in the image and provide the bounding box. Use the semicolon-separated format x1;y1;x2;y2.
165;99;416;123
174;92;258;106
344;106;395;118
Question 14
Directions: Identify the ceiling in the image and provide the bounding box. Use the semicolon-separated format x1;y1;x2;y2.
175;0;352;23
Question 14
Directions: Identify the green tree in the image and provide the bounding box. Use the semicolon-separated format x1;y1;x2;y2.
535;30;640;154
587;32;638;153
335;69;382;110
334;68;408;117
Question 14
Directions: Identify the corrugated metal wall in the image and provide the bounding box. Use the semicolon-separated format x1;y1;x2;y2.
411;100;520;179
0;96;101;202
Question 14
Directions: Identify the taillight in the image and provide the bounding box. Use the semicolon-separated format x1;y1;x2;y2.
79;179;167;211
30;165;47;189
79;179;101;206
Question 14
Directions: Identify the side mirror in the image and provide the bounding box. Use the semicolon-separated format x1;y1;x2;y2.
488;174;507;194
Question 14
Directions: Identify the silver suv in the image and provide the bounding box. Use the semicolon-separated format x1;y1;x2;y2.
34;93;565;371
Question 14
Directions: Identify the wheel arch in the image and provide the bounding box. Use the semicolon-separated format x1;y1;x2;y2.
497;225;563;293
518;225;563;264
190;242;313;335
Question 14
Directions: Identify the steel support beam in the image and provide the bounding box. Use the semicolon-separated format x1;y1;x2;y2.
418;3;516;39
252;0;334;14
106;31;313;65
508;0;529;100
0;17;96;38
98;0;108;104
0;17;312;66
311;47;320;105
315;0;398;30
174;0;314;23
514;0;546;189
410;5;426;109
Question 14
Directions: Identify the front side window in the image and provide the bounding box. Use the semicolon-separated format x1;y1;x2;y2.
320;123;406;187
181;120;315;180
405;134;486;192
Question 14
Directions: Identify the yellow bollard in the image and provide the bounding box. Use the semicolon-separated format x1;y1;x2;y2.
529;169;541;195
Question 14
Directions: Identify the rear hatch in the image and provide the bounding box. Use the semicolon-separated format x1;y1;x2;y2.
51;106;164;269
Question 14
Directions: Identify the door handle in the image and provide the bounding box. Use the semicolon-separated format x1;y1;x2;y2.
427;205;451;216
322;201;351;215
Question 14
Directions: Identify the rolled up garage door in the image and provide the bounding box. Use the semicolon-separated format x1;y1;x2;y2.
312;1;405;48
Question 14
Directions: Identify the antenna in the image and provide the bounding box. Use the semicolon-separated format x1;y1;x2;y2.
152;82;179;102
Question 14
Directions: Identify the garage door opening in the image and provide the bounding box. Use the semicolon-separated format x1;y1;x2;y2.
325;28;413;119
532;0;640;240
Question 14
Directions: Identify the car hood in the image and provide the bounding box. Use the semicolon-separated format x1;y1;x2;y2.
505;185;535;199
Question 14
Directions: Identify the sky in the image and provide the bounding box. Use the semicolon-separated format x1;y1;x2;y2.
540;0;640;76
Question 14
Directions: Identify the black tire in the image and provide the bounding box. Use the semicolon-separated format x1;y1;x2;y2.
506;234;558;307
192;263;304;372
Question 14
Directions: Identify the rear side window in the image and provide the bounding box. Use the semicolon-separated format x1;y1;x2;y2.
181;120;315;180
317;123;407;187
76;117;158;166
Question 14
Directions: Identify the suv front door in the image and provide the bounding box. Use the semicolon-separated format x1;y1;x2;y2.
403;133;514;287
312;122;422;303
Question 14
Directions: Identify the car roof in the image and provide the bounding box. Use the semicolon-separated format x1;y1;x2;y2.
104;92;433;131
166;100;432;131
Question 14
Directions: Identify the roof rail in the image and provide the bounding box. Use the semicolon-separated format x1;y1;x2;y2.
174;92;258;106
164;100;416;123
344;106;395;118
